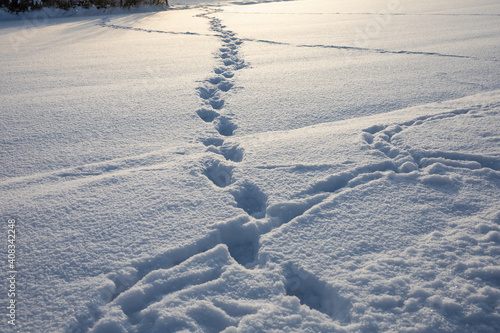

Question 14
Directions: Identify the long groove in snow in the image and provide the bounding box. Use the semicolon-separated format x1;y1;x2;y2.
97;16;495;61
298;44;475;59
226;11;500;17
99;21;216;36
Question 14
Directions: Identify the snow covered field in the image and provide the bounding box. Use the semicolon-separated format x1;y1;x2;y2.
1;0;499;332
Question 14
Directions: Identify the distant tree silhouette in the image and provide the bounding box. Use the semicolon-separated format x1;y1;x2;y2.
1;0;168;13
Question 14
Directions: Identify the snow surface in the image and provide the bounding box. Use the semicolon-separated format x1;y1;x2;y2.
1;0;499;332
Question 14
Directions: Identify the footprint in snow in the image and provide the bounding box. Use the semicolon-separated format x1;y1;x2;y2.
214;116;237;136
196;108;219;122
203;159;234;188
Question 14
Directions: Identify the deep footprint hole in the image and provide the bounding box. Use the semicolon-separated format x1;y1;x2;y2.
208;76;223;85
218;81;233;92
202;137;224;147
196;108;219;122
214;116;237;136
222;59;235;66
204;160;234;188
214;67;226;74
209;98;225;110
219;143;244;162
214;216;260;267
231;182;267;219
198;86;218;100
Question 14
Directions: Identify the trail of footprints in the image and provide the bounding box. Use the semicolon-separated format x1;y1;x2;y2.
360;105;500;174
196;13;243;138
82;13;279;333
83;14;500;332
196;13;269;263
85;12;334;332
86;102;499;332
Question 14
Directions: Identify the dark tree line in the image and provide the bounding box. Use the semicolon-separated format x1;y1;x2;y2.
1;0;168;13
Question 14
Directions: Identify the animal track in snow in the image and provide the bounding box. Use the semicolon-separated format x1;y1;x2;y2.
117;264;223;321
201;137;225;147
230;182;267;219
211;215;260;266
196;108;219;122
217;80;234;92
218;142;244;162
208;97;225;110
203;159;234;188
361;105;500;173
203;75;234;92
214;116;237;136
207;75;223;84
298;43;475;59
214;66;235;78
89;245;267;333
197;86;218;100
204;141;244;162
304;161;398;195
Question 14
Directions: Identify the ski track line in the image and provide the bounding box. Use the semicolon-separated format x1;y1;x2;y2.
226;11;500;17
242;38;495;62
0;145;192;190
97;17;496;62
78;10;500;333
297;44;476;59
99;21;215;36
